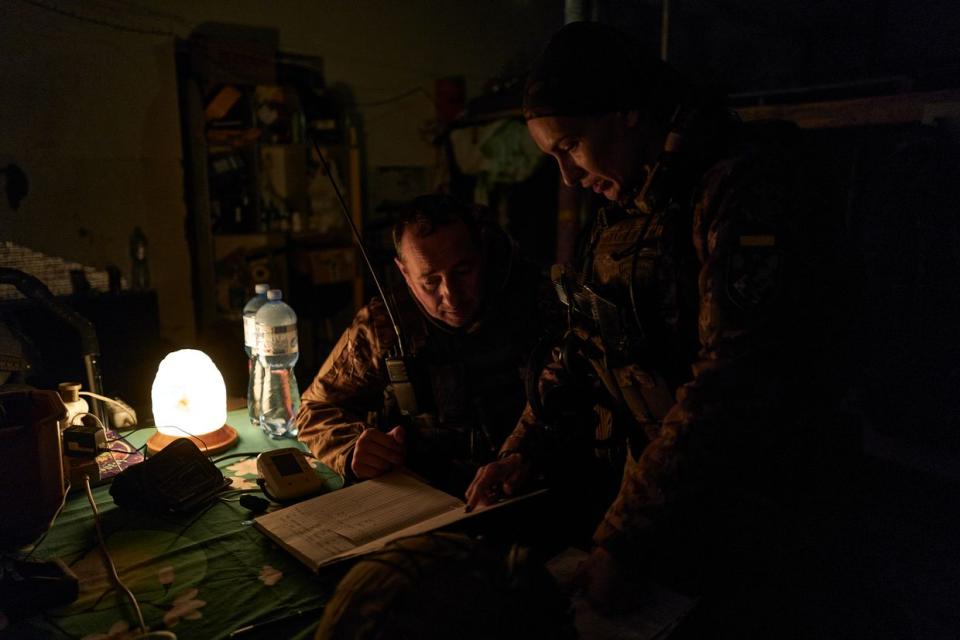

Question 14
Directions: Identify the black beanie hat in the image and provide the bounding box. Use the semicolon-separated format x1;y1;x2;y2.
522;21;686;122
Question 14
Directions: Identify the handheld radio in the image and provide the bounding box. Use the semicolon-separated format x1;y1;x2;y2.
308;135;423;419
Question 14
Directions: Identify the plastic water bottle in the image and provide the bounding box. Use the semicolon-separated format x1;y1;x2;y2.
256;289;300;438
130;226;150;290
243;283;270;426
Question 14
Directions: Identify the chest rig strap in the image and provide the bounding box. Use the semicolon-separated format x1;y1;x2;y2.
549;204;681;445
610;365;675;440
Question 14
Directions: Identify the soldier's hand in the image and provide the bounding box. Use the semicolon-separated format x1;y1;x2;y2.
351;426;405;480
465;452;529;511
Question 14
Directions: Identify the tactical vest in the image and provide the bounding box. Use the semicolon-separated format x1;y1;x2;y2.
381;237;547;490
549;105;730;442
552;202;699;445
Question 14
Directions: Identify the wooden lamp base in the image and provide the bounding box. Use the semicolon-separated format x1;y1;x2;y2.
146;424;238;456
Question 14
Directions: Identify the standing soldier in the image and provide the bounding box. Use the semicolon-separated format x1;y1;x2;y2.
467;21;854;630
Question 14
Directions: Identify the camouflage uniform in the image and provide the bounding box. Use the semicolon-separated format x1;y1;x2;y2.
296;223;560;495
315;533;575;640
501;113;852;574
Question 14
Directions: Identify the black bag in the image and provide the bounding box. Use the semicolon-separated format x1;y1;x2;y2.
110;438;230;512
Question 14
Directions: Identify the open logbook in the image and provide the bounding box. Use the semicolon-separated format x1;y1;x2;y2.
254;470;542;572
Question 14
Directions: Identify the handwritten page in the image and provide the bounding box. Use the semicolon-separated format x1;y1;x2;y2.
254;470;546;571
254;471;464;571
330;486;548;566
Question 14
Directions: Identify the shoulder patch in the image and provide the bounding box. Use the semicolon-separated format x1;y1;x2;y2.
726;245;781;311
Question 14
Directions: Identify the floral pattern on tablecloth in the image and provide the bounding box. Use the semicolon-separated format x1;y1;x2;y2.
226;458;260;490
81;620;141;640
258;565;283;586
163;588;207;627
12;413;343;640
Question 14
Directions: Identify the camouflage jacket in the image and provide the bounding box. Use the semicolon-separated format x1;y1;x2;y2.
295;223;561;493
501;116;852;562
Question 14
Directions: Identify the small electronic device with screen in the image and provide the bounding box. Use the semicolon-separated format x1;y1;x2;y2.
256;448;325;501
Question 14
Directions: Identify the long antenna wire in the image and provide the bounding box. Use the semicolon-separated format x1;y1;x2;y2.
309;135;406;357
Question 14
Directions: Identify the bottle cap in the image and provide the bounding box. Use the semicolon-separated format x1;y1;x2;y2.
58;382;82;403
267;289;283;301
255;283;270;294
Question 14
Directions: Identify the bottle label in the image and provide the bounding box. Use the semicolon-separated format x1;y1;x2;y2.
243;316;257;349
258;323;299;355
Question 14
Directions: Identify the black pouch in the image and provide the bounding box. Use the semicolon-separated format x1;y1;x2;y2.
110;438;230;513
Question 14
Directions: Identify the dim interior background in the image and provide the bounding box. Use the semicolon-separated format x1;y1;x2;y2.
1;1;959;634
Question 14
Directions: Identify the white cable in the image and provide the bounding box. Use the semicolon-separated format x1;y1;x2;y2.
44;479;71;531
77;402;209;453
78;391;138;425
83;475;148;633
158;423;209;451
24;480;71;559
72;411;121;472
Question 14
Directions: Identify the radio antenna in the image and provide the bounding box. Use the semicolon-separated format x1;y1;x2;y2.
309;135;406;357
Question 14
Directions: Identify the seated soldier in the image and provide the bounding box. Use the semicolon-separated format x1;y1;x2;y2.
295;194;559;495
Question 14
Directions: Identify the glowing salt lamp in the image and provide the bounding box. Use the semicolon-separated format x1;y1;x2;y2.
146;349;237;455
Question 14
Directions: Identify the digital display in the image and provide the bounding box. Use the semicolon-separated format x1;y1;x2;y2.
271;453;302;477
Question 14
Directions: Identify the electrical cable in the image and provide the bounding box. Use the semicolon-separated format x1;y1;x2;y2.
10;0;486;83
102;425;148;448
255;478;283;504
102;447;137;455
355;86;434;108
210;452;260;465
9;0;270;79
156;424;209;451
102;423;150;454
11;0;178;36
72;411;121;473
219;488;264;498
79;391;137;426
104;424;152;439
83;475;148;634
101;0;189;25
166;499;220;551
216;488;265;504
104;437;147;454
211;450;315;465
23;480;72;560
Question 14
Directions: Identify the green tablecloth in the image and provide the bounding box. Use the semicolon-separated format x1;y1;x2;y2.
8;410;345;640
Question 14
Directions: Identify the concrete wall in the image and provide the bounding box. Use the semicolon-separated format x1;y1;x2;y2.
0;0;561;348
5;0;956;351
0;8;189;341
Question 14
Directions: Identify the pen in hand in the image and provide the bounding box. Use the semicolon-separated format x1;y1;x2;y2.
351;425;405;480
